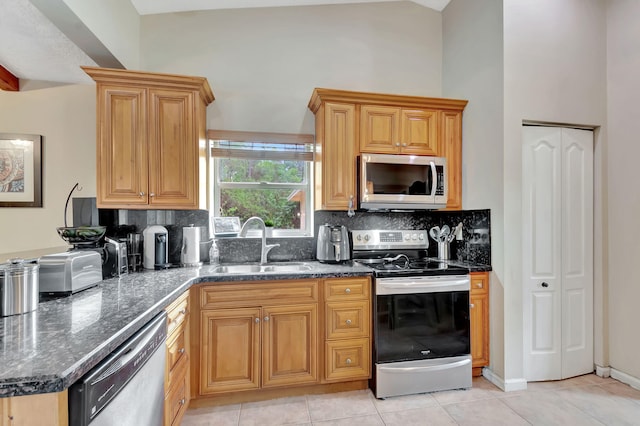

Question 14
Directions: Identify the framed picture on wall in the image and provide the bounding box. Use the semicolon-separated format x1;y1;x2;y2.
0;133;42;207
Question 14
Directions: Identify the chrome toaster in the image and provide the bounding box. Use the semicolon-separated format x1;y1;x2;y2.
38;251;103;296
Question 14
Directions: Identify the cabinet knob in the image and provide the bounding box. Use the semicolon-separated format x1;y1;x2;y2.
475;283;483;288
346;358;352;365
264;316;270;322
149;193;156;197
541;282;549;288
395;142;400;147
345;288;351;294
179;309;187;315
346;319;352;325
179;348;185;354
139;192;145;197
255;317;260;323
179;398;186;406
402;143;407;147
470;303;475;308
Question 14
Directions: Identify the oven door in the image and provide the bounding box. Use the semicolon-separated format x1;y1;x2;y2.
373;275;470;363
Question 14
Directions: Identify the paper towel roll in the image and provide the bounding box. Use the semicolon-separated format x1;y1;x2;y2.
181;225;201;266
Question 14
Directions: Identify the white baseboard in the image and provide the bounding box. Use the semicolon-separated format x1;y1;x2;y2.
595;365;611;378
482;368;528;392
610;368;640;391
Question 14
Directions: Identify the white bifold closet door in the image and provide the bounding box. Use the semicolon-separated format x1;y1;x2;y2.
523;126;593;381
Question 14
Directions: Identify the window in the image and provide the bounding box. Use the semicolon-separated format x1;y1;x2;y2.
209;130;314;237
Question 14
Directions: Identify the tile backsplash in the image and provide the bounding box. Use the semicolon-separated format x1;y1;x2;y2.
97;204;491;266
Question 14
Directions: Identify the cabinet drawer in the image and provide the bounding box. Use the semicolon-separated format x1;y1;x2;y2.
165;354;189;426
324;277;370;301
201;280;319;309
326;301;370;339
470;273;489;295
166;325;188;385
167;293;189;336
325;338;370;382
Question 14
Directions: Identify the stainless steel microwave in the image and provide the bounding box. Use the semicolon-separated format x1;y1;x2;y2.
359;153;447;210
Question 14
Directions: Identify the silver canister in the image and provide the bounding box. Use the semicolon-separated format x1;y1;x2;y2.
0;258;39;317
437;241;450;261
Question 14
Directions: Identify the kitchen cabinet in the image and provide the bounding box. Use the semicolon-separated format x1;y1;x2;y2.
360;105;438;155
164;290;190;426
196;280;319;396
323;277;371;382
308;89;467;211
82;66;214;210
311;101;357;211
0;391;68;426
470;272;490;376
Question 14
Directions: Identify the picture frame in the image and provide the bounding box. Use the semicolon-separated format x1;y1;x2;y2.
0;133;42;207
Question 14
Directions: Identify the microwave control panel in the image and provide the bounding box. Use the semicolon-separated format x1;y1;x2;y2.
352;229;428;250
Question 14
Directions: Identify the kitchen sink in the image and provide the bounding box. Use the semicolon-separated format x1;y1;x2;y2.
211;262;313;274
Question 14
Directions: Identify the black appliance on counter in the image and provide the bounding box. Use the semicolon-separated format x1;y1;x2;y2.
351;229;471;399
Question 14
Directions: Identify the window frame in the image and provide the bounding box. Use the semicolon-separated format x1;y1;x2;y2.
208;130;314;238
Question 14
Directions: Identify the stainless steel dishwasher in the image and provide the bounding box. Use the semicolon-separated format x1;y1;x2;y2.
69;312;167;426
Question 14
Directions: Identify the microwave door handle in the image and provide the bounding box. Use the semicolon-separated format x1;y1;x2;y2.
430;161;437;197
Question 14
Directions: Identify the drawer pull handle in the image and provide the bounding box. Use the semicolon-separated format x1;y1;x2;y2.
179;348;185;354
345;288;351;294
346;319;352;325
346;358;352;365
179;398;186;406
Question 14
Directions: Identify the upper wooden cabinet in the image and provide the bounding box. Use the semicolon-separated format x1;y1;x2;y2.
83;67;214;210
360;106;438;156
308;88;467;211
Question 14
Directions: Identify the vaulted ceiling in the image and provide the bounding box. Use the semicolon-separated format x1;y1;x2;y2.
0;0;450;90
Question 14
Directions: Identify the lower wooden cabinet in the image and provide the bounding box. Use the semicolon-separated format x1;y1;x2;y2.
164;290;190;426
0;391;68;426
470;272;490;376
323;277;371;383
197;280;320;396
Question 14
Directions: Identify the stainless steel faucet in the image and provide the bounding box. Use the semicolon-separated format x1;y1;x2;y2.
239;217;280;264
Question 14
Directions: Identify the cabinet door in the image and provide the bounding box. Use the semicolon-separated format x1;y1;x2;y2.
400;109;438;155
440;110;462;209
199;308;261;394
319;103;357;210
360;105;400;154
96;85;148;207
148;89;198;208
470;272;489;376
262;304;318;388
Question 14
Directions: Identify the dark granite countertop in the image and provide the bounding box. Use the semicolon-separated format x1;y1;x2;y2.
0;261;372;398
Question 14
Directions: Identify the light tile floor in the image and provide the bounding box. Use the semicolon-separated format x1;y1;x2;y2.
182;374;640;425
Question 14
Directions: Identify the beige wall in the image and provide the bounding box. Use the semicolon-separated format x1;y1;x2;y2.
444;0;608;387
442;0;505;378
0;85;96;255
138;2;443;134
502;0;607;383
606;0;640;381
63;0;141;69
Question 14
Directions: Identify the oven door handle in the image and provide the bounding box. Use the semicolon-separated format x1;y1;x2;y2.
378;358;471;373
378;281;469;293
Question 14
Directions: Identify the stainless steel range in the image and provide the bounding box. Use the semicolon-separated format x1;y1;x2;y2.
352;229;472;399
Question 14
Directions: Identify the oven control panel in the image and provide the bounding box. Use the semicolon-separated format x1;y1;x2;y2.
352;229;429;250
